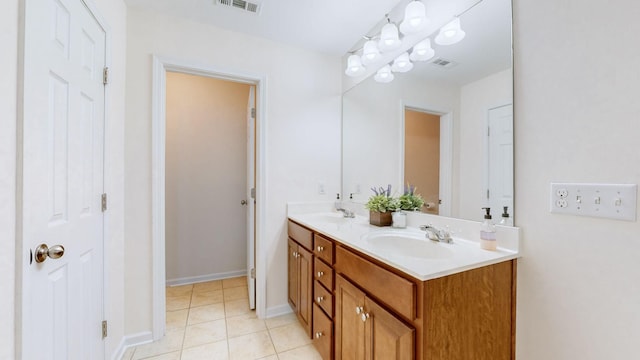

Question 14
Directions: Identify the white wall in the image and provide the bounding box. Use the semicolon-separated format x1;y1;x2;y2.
1;0;127;358
165;72;249;282
458;69;513;220
0;1;18;358
124;8;342;333
514;1;640;358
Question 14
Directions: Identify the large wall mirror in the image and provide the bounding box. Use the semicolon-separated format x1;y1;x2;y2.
342;0;513;222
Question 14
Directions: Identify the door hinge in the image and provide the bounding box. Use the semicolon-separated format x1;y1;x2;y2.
250;187;256;199
251;107;256;119
102;320;108;339
486;189;490;199
103;67;109;85
101;193;107;212
250;268;256;279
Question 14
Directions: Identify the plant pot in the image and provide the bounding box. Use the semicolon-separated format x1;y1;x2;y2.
369;211;392;227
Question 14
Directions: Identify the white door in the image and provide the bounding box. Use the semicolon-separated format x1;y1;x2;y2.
246;86;256;309
21;0;106;358
487;104;514;220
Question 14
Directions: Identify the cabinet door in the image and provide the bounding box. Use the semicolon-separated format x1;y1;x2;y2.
287;238;299;313
335;275;366;360
364;297;415;360
298;245;313;337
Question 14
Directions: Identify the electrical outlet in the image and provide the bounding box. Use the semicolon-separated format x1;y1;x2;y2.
318;181;326;195
550;183;637;221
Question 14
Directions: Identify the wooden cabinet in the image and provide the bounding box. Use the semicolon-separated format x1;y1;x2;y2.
335;275;414;360
287;219;516;360
288;236;313;337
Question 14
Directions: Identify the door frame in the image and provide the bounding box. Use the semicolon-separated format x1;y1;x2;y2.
16;0;111;356
151;55;267;340
399;102;453;217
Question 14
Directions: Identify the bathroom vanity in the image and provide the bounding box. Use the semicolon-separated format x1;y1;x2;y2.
287;212;518;360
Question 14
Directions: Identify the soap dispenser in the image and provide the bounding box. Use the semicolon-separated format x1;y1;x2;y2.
499;206;513;226
480;207;497;251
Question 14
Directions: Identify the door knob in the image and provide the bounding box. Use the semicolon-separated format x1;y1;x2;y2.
34;244;65;263
241;200;248;205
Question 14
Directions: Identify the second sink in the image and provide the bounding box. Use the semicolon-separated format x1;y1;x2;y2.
363;231;454;260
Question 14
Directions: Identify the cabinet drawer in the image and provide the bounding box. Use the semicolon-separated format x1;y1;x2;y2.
335;245;416;320
313;303;333;360
288;220;312;251
315;257;334;290
314;281;333;317
314;234;334;265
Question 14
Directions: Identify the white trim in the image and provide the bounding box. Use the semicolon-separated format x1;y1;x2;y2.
110;332;153;360
166;270;246;287
151;55;268;341
265;304;294;319
400;102;453;217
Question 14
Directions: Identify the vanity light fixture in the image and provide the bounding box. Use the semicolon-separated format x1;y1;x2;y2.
345;54;366;76
409;38;435;61
434;17;466;45
378;18;402;52
391;52;413;73
374;64;394;83
399;0;429;35
361;39;381;66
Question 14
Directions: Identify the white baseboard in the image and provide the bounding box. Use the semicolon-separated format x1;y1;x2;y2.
166;270;246;287
111;331;153;360
265;303;293;319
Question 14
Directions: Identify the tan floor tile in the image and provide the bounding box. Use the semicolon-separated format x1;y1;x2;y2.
265;312;297;329
227;331;275;360
166;309;189;330
142;351;181;360
180;340;229;360
166;295;192;311
183;319;227;349
191;289;224;307
188;303;226;325
226;313;267;338
222;276;247;289
269;322;312;353
193;280;223;293
132;328;184;360
224;299;252;318
277;344;322;360
223;286;248;302
166;284;193;297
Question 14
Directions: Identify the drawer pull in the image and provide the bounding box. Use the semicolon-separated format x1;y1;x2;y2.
317;271;324;278
315;331;324;339
355;306;363;315
316;296;324;303
361;312;370;322
317;245;324;252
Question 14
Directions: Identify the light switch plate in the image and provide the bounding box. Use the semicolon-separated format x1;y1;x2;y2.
550;183;637;221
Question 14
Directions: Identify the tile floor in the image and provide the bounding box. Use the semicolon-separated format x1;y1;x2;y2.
122;276;322;360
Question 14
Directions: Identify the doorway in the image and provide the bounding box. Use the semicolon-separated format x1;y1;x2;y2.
151;57;266;340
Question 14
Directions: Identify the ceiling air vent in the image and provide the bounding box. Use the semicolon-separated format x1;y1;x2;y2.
430;58;458;69
215;0;262;15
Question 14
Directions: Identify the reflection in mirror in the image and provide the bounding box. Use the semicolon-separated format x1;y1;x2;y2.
341;0;513;223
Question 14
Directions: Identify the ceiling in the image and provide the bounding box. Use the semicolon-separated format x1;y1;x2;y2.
124;0;512;85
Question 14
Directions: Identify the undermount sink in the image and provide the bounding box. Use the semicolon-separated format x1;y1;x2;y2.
363;231;454;259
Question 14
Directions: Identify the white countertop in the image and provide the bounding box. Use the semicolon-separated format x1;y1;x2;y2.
288;211;519;282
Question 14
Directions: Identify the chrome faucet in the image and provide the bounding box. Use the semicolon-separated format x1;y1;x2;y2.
419;225;453;243
337;208;356;218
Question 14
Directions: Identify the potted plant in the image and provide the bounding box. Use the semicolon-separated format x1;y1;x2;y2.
365;185;398;226
398;183;425;211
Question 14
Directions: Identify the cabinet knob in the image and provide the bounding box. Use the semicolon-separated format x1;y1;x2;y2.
361;312;370;322
316;245;324;252
316;296;324;303
315;331;324;339
316;271;324;278
355;306;363;315
292;251;298;258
